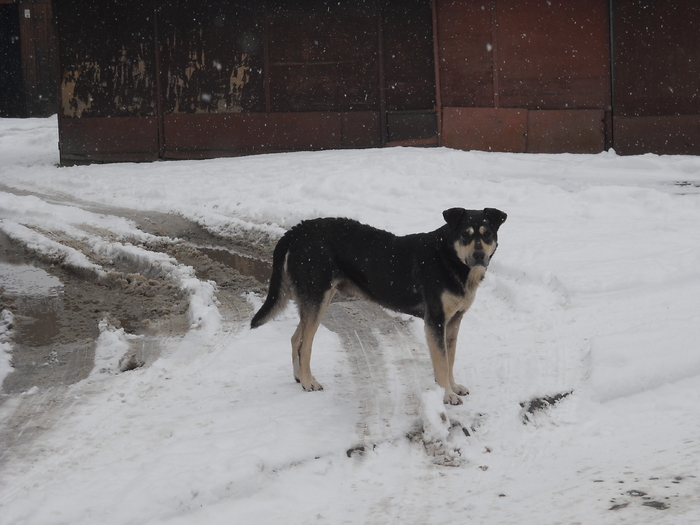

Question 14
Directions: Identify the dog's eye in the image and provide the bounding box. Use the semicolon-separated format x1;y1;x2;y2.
482;230;493;241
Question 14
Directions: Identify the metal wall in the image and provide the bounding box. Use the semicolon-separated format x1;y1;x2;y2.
56;0;436;163
0;3;24;117
55;0;700;163
612;0;700;155
437;0;611;153
1;0;57;118
19;2;58;116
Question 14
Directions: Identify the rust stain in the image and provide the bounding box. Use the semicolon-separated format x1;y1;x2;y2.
61;44;156;118
164;25;254;114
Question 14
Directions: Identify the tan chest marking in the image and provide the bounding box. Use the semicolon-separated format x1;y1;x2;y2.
441;266;485;321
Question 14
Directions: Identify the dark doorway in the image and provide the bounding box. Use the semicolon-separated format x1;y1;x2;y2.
0;3;25;117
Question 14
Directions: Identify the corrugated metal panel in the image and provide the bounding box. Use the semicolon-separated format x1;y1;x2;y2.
56;1;158;119
527;110;605;153
382;0;435;112
268;0;379;112
613;0;700;155
442;107;527;152
436;0;609;154
158;1;264;115
497;0;610;110
59;117;159;163
19;2;58;117
163;111;380;158
613;1;700;118
614;115;700;156
436;0;494;108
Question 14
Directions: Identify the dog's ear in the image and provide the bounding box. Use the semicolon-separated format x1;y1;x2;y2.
484;208;507;230
443;208;466;231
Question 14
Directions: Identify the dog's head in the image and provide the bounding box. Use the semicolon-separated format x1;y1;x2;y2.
443;207;507;268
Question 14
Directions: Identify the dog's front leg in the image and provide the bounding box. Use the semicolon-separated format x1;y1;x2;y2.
446;312;469;397
424;314;462;405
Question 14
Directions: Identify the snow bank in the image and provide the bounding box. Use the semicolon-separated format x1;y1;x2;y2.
92;319;144;376
0;190;222;337
0;220;104;275
93;240;222;335
0;309;14;386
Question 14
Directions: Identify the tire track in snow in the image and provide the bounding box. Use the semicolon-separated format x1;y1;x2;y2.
321;299;440;525
322;300;427;445
0;202;258;477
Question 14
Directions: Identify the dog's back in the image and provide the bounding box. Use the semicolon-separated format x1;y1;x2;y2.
251;217;468;328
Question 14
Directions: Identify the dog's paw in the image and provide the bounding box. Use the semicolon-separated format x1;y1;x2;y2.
452;383;470;396
443;391;463;405
301;378;324;392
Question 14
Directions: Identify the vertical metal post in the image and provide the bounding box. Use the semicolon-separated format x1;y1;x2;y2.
607;0;615;150
153;0;165;158
263;2;271;114
52;3;63;158
377;0;388;147
431;0;442;146
491;0;500;109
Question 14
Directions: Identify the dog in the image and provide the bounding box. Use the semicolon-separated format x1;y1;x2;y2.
250;207;507;404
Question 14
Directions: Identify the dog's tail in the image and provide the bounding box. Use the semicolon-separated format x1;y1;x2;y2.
250;233;292;329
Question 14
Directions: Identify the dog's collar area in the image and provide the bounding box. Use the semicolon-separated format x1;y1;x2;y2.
466;265;486;293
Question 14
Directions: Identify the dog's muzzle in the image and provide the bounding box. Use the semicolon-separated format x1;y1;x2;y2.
469;251;488;267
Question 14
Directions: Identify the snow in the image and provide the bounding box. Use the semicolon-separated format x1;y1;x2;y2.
92;319;143;377
0;310;14;387
1;115;700;523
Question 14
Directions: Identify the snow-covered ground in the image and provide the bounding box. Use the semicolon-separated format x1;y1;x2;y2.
1;116;700;523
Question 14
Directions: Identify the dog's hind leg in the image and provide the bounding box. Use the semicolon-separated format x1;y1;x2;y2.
446;312;469;397
291;288;335;391
291;323;304;383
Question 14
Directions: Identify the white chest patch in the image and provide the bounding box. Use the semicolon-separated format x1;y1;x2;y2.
467;266;486;293
441;267;485;321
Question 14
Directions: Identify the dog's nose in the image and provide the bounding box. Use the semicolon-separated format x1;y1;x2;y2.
472;251;485;264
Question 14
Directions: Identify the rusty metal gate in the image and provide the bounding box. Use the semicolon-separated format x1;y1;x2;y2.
55;0;700;163
56;0;436;163
436;0;612;154
612;0;700;155
1;1;57;118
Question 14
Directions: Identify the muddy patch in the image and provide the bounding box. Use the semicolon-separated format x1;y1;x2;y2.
519;391;573;424
0;231;191;395
0;210;271;397
604;474;691;513
0;206;275;468
199;246;271;284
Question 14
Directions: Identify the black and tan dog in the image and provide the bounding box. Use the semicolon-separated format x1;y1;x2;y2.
251;207;507;404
